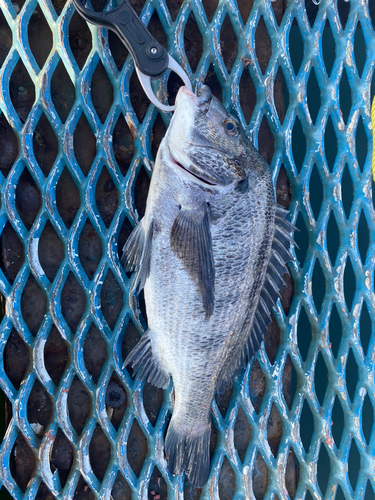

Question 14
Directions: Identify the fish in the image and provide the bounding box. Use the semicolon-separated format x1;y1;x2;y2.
121;85;295;487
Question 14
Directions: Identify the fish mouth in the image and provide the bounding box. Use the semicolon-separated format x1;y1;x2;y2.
169;151;217;187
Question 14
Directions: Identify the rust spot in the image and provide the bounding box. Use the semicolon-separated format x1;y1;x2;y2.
242;57;253;66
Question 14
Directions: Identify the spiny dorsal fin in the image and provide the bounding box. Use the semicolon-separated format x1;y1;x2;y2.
170;204;215;320
121;219;154;291
247;205;296;352
216;206;296;394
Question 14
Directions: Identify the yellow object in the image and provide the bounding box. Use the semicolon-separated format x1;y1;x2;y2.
371;95;375;181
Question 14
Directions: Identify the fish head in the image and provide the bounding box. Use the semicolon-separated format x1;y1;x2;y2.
165;85;265;191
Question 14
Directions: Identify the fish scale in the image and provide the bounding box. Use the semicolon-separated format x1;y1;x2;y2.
122;85;295;487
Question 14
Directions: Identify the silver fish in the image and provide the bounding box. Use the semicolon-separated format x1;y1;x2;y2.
122;85;295;487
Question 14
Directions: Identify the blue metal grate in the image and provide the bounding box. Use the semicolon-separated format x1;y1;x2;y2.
0;0;374;498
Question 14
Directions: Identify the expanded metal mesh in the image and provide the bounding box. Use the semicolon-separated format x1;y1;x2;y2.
0;0;374;498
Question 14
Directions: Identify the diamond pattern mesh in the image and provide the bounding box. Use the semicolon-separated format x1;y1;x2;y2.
0;0;374;498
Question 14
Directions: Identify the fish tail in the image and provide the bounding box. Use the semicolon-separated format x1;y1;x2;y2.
165;421;211;488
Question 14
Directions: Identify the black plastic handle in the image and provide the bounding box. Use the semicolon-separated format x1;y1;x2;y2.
72;0;169;78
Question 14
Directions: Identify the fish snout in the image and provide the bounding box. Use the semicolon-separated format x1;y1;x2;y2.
176;85;212;114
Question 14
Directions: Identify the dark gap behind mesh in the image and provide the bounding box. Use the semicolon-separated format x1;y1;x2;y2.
100;269;123;330
220;15;237;73
130;70;149;122
91;62;113;123
294;212;308;267
108;30;129;71
106;374;127;430
0;112;18;177
343;257;356;312
309;164;323;221
38;220;64;282
218;457;236;500
255;16;271;75
345;348;358;402
300;399;314;453
27;5;52;69
267;403;283;457
50;60;75;123
11;433;36;492
322;22;335;77
248;359;265;414
33;113;58;176
143;381;163;427
78;220;103;280
306;68;320;124
297;306;311;362
127;419;148;477
314;352;328;406
274;68;288;125
35;482;57;500
233;406;252;462
73;113;96;177
74;476;95;500
148;466;167;500
289;24;303;75
258;116;274;165
89;425;111;483
61;272;86;334
4;329;29;390
326;211;340;265
121;320;141;377
215;384;233;418
1;221;24;284
263;316;280;365
0;10;12;67
15;168;41;230
111;472;132;500
95;167;119;228
331;396;344;448
44;326;68;386
184;13;203;73
282;355;297;410
134;166;150;219
312;259;326;314
83;324;107;383
285;448;299;499
27;380;53;434
67;377;92;435
9;59;35;123
252;452;268;500
240;69;256;124
317;445;330;497
51;428;74;487
56;167;80;229
69;11;92;70
112;114;134;176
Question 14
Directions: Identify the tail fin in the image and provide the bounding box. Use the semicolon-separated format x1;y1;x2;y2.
165;422;211;488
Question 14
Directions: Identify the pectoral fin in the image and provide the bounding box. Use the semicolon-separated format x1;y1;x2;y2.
170;205;215;319
121;218;154;291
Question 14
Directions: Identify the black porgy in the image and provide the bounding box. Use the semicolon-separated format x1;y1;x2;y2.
122;85;295;487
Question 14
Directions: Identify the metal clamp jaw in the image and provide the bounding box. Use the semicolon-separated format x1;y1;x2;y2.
72;0;192;111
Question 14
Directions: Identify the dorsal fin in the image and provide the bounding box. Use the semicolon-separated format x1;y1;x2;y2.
247;205;296;353
215;206;296;394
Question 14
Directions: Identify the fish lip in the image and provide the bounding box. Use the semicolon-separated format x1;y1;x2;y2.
168;148;218;187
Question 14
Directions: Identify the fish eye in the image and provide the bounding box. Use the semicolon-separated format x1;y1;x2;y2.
223;120;238;137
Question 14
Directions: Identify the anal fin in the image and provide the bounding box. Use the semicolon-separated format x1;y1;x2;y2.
123;331;170;389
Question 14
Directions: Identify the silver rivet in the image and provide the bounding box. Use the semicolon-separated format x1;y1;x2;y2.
150;47;158;55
